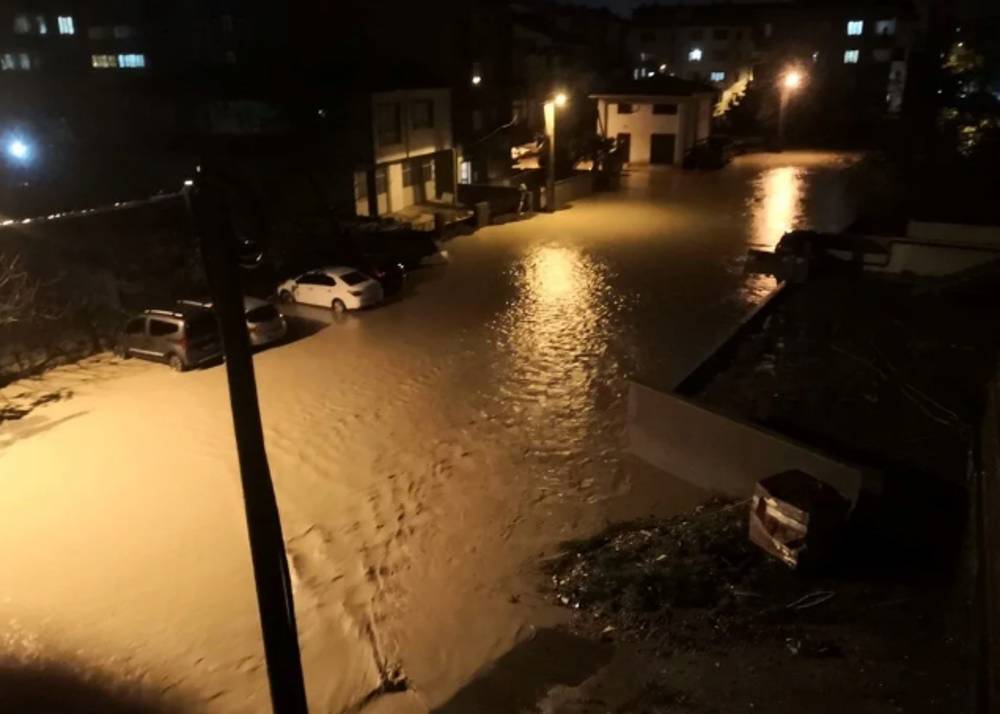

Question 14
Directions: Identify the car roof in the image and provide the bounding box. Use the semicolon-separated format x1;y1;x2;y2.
177;296;269;311
320;266;365;277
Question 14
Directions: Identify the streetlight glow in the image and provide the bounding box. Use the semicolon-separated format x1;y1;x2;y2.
553;92;568;108
7;139;29;161
471;74;482;86
783;70;803;90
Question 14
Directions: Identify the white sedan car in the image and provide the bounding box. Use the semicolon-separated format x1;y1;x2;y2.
277;266;384;313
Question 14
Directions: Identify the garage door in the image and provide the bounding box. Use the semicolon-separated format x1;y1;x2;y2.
650;133;676;165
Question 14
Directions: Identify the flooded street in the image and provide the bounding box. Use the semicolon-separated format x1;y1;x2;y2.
0;152;859;713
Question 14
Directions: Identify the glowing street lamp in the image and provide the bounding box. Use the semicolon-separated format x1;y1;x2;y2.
777;68;806;152
7;138;30;163
783;70;803;90
544;92;568;212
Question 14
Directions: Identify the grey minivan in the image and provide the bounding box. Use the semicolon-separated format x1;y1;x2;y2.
117;306;223;371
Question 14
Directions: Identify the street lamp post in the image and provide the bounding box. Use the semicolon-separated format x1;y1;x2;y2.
543;92;567;212
777;69;803;152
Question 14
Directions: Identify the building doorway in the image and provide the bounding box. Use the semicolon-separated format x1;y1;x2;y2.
650;133;676;164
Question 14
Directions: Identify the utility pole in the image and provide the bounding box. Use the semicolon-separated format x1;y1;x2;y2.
543;92;567;212
187;170;309;714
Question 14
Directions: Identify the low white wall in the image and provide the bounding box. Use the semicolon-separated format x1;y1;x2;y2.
553;172;594;209
626;381;865;502
906;221;1000;249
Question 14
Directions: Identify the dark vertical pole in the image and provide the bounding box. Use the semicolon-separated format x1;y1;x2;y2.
544;101;556;212
187;173;309;714
777;87;788;152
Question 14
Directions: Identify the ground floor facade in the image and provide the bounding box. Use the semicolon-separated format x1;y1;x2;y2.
353;149;457;218
593;90;714;166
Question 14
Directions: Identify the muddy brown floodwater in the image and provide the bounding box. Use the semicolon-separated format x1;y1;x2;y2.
0;152;860;713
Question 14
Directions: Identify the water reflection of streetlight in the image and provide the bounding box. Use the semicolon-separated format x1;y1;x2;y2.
495;245;616;457
750;166;805;248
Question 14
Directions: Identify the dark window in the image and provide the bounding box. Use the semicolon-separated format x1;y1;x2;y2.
734;30;743;40
713;28;729;40
301;273;336;286
340;272;368;286
375;167;387;194
618;102;633;114
375;102;401;145
422;158;434;183
402;160;414;187
653;103;678;115
640;31;655;43
149;319;179;337
246;304;280;323
125;318;145;335
411;99;434;129
221;14;234;32
689;28;704;40
711;49;728;61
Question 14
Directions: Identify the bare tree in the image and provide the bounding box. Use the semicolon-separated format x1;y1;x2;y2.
0;253;43;327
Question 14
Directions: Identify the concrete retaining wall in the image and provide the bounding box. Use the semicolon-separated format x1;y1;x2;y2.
552;172;594;210
457;184;524;219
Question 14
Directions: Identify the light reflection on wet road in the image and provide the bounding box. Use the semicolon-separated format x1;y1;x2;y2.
0;151;862;714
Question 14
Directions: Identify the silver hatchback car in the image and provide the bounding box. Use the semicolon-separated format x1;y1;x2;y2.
178;297;287;348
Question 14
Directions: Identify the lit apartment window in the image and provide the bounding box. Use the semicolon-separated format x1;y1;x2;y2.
843;49;860;64
13;14;32;34
688;47;703;62
0;52;34;70
710;70;726;82
36;15;47;34
875;19;896;35
91;54;118;68
847;20;864;36
118;53;146;68
57;15;74;34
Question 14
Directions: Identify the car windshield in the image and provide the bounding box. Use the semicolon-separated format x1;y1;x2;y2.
340;271;369;286
246;304;280;324
186;312;219;339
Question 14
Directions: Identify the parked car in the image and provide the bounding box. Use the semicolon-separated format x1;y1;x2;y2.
349;255;406;296
276;266;384;312
682;137;734;170
178;296;288;348
116;306;222;371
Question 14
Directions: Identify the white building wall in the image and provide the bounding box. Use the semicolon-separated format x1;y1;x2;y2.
601;99;681;164
598;93;713;165
365;88;453;215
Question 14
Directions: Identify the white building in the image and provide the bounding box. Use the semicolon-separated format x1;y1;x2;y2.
590;78;715;166
354;88;455;217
